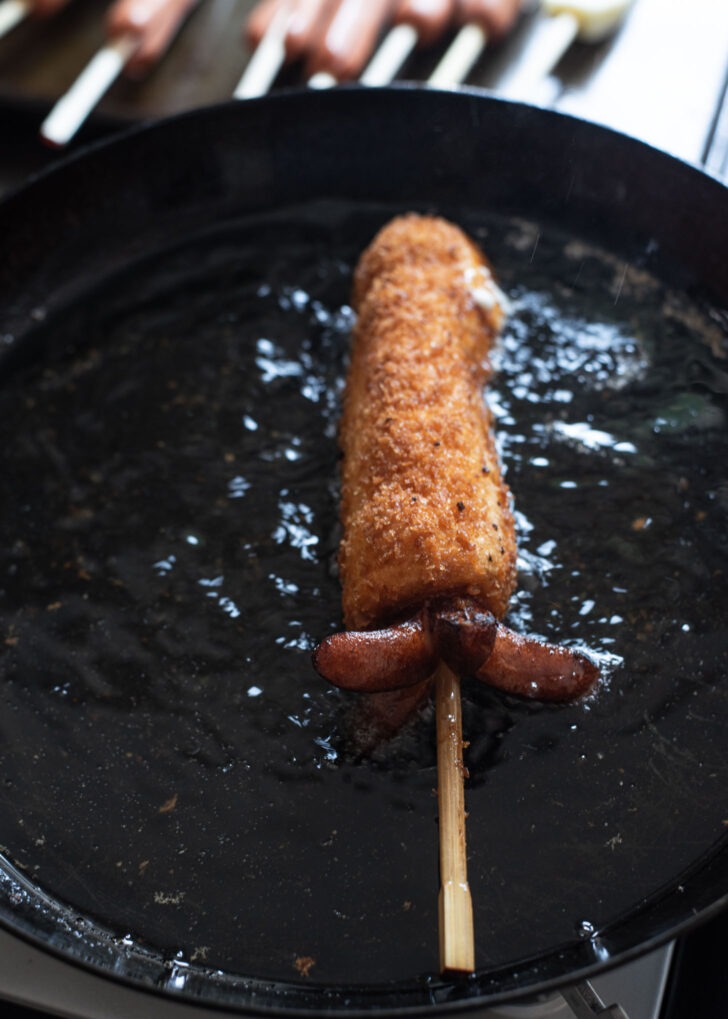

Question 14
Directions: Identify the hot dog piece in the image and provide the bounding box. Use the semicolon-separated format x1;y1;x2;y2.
305;0;395;80
456;0;522;39
350;682;434;752
106;0;199;78
479;624;600;701
314;613;437;692
313;214;599;708
431;598;498;678
314;597;499;692
315;599;597;701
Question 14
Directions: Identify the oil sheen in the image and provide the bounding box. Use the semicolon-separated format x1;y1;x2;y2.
0;202;726;990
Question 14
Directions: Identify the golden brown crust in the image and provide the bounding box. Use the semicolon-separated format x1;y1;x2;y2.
339;214;517;630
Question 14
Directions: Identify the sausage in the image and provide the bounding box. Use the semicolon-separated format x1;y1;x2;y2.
455;0;522;39
479;623;599;702
106;0;200;78
285;0;340;60
393;0;456;46
245;0;337;63
305;0;396;80
348;683;434;753
313;214;599;708
246;0;454;78
314;598;498;692
314;598;597;701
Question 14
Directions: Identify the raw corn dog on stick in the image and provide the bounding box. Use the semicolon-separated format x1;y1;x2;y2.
40;0;200;147
240;0;396;94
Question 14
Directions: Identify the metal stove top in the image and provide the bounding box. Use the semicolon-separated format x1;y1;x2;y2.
0;925;672;1019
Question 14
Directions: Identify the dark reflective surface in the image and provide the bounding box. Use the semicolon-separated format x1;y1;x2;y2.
0;198;726;1010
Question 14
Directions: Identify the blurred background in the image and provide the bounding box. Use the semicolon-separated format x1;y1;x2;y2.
0;0;726;192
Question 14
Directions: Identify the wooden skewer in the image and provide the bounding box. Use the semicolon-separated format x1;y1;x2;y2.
39;0;202;147
360;21;419;86
233;0;291;100
39;33;138;148
428;0;631;93
0;0;29;40
435;660;475;974
428;19;488;87
428;0;525;89
497;7;577;99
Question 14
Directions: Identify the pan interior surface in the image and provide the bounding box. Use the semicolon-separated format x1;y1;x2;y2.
0;188;727;1012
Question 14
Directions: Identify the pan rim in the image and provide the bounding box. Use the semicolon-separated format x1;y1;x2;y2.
1;846;728;1016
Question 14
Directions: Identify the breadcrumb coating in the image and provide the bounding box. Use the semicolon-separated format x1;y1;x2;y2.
338;214;517;630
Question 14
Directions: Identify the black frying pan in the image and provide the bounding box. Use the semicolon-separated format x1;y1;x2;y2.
0;86;727;1015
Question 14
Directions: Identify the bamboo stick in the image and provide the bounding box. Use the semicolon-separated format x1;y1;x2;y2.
435;661;475;974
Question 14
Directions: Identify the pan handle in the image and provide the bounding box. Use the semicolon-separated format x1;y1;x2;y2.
561;981;630;1019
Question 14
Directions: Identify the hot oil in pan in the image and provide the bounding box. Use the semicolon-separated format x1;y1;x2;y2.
0;204;726;988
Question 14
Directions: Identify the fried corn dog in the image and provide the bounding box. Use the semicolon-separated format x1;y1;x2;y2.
314;214;598;703
342;213;515;629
